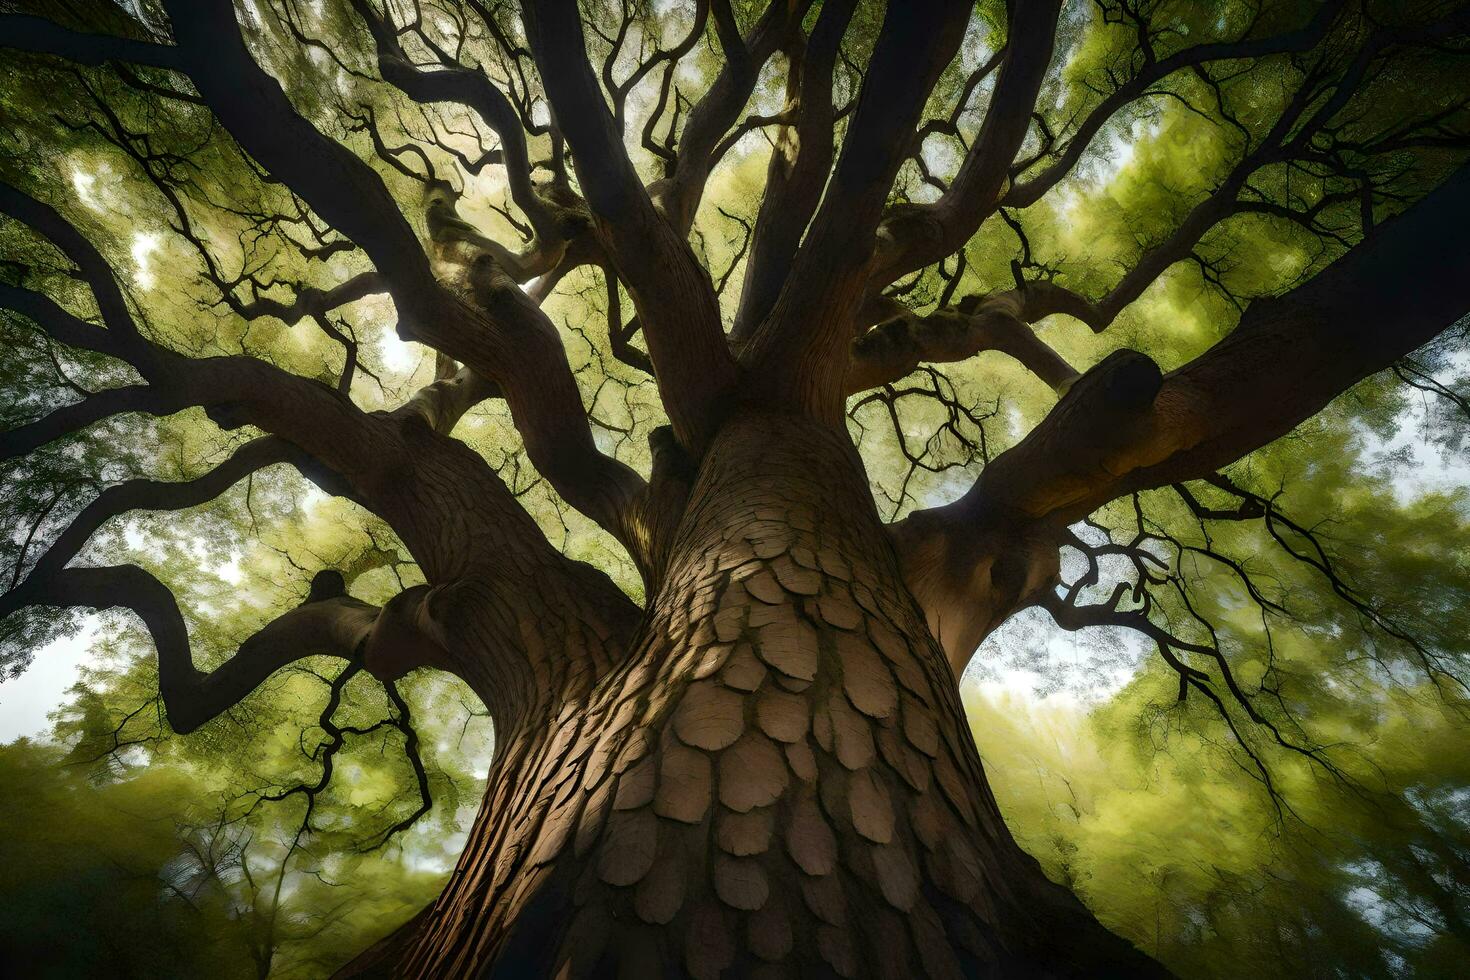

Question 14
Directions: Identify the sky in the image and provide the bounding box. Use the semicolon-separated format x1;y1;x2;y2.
1;622;97;741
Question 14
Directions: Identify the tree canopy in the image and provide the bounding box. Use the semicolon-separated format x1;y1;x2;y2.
1;0;1469;975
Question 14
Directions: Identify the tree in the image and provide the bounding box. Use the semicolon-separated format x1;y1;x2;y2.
1;0;1468;975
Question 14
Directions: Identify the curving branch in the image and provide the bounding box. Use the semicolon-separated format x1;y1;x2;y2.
730;0;856;342
0;383;185;463
847;293;1079;394
0;173;640;681
21;437;292;581
1003;2;1346;210
869;0;1064;290
740;0;974;420
161;0;442;324
993;159;1470;524
344;0;565;255
891;160;1470;667
521;0;737;451
0;13;182;70
20;1;656;555
418;185;648;550
653;0;813;233
0;563;388;735
0;181;150;357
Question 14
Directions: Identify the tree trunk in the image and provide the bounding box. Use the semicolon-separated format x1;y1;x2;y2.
347;413;1164;978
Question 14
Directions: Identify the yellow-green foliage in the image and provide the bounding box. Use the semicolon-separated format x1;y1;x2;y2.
969;674;1470;978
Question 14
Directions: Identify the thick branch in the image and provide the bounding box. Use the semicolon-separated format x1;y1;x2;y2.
426;239;647;546
0;564;381;734
24;437;292;580
40;2;648;552
891;161;1470;668
742;0;974;419
871;0;1064;289
2;178;641;685
0;281;126;358
521;0;736;450
656;0;811;233
160;0;441;324
977;160;1470;525
0;182;148;356
731;0;856;341
0;383;184;462
345;0;561;248
847;294;1079;394
0;13;182;69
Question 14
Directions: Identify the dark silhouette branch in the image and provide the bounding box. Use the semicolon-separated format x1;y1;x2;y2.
893;160;1470;670
869;0;1064;290
1003;2;1346;209
345;0;565;258
1008;159;1470;523
162;0;441;323
847;295;1079;395
0;13;183;69
741;0;974;419
0;563;385;734
731;0;856;342
521;0;737;451
0;383;183;462
654;0;813;233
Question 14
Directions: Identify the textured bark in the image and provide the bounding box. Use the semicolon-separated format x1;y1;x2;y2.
340;414;1160;979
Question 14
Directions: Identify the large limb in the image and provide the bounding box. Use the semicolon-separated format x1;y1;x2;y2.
4;388;637;728
0;382;186;462
344;0;566;275
0;12;182;70
419;187;649;551
730;0;856;342
0;180;150;358
981;161;1470;521
0;353;642;724
741;0;974;419
522;0;736;451
892;161;1470;669
869;0;1064;290
60;1;648;548
0;563;388;734
0;179;643;719
846;294;1079;395
152;1;441;326
653;0;813;234
77;59;632;544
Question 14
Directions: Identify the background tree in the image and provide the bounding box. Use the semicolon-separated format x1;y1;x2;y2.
1;0;1469;976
